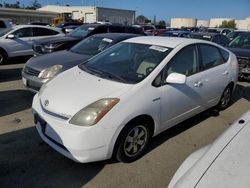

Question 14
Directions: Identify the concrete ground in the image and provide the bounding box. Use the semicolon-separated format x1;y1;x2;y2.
0;62;250;188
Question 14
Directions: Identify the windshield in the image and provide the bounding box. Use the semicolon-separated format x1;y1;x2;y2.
79;42;171;84
70;37;113;55
0;28;13;37
228;34;250;49
68;25;94;38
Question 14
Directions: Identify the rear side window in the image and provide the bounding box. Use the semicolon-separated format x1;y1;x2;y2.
33;28;59;36
219;48;230;62
108;26;124;33
91;26;108;34
199;44;225;70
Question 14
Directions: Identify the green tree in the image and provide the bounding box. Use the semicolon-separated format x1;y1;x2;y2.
158;20;166;26
26;0;41;10
219;20;236;29
135;15;148;24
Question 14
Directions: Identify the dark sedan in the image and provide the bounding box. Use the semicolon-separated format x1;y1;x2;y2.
33;24;144;55
227;32;250;80
22;33;139;92
189;32;230;46
160;30;190;38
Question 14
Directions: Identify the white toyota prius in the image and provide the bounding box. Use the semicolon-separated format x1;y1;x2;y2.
32;36;238;163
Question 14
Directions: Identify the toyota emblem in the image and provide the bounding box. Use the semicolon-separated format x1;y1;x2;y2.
44;100;49;107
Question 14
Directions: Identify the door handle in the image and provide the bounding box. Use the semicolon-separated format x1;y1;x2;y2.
194;81;203;87
222;70;229;75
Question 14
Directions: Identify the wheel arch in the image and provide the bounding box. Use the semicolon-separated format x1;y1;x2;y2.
108;114;156;159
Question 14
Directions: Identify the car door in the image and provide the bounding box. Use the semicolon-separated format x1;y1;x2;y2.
156;44;205;130
6;27;34;56
196;44;230;107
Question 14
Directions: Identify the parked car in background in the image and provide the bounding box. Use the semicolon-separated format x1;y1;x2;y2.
227;32;250;80
32;37;237;163
0;25;63;64
0;19;12;29
168;110;250;188
160;30;190;38
33;24;145;55
133;24;156;35
56;22;83;29
22;33;139;92
205;27;233;35
61;25;79;34
227;30;250;41
189;32;230;46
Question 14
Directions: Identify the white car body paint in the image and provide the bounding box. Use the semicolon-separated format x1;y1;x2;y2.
169;110;250;188
32;36;238;163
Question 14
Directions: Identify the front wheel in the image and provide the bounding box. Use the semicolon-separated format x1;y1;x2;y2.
116;122;151;163
217;86;232;110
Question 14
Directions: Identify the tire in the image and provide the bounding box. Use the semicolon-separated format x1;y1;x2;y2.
0;50;7;65
217;86;232;110
116;121;151;163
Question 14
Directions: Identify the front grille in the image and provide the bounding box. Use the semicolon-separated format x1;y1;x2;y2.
34;114;69;152
24;66;40;77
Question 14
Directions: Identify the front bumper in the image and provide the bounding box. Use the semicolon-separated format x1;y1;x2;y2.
22;71;48;92
32;94;116;163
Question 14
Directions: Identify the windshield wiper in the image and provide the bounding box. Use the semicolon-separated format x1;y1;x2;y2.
99;70;128;83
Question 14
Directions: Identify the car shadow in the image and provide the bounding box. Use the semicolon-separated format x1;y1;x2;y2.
0;127;105;188
0;90;34;117
0;68;23;82
3;56;31;65
231;83;250;103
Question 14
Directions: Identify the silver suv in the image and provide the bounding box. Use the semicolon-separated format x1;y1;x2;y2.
0;25;63;64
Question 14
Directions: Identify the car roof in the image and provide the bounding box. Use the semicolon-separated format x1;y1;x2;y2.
91;33;139;40
123;36;209;48
13;24;54;29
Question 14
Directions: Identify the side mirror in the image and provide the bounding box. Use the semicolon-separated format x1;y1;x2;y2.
6;34;15;39
166;72;186;84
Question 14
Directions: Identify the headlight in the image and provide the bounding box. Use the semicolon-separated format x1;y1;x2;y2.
38;65;62;79
69;98;120;126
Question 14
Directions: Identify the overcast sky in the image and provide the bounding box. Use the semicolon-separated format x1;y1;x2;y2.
3;0;250;21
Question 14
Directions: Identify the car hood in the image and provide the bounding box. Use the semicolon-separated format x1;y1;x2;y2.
39;66;133;118
26;50;92;72
35;35;80;45
172;111;250;188
227;47;250;58
195;115;250;188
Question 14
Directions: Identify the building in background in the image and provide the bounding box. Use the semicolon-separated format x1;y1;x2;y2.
235;17;250;29
0;7;58;24
197;20;210;27
38;5;135;25
170;18;197;28
209;18;234;27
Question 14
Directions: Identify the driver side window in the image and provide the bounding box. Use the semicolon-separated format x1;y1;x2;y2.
163;45;199;82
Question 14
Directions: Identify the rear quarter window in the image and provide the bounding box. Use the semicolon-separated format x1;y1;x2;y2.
199;44;225;70
219;48;230;62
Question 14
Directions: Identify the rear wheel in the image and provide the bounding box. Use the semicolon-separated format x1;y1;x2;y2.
116;122;151;163
217;86;232;110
